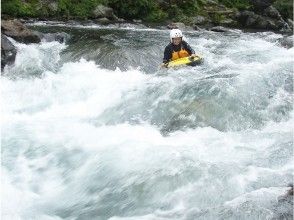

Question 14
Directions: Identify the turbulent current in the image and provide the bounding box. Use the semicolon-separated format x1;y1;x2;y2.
1;22;293;220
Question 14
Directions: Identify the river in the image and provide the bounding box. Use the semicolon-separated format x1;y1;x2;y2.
1;22;293;220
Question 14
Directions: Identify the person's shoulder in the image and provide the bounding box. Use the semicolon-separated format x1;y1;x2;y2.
164;42;173;49
182;40;189;46
165;42;173;47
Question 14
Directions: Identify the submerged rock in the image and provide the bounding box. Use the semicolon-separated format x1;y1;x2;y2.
37;32;71;43
278;35;293;48
1;20;41;44
272;184;294;220
133;19;142;23
1;34;17;71
210;26;231;32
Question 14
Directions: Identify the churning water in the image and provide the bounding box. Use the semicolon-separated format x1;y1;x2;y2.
1;22;293;220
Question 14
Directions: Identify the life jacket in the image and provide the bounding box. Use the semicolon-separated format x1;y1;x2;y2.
171;45;190;61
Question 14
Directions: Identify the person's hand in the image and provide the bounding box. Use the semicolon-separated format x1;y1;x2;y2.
160;63;168;68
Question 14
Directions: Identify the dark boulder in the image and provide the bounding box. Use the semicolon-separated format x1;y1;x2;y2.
1;34;17;70
237;10;290;31
1;20;41;44
264;6;282;19
272;184;293;220
37;32;71;43
278;35;293;48
210;26;231;32
249;0;277;12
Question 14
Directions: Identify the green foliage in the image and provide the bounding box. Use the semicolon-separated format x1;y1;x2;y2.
176;0;201;16
2;0;292;23
210;13;226;24
145;8;168;22
166;4;184;20
274;0;293;20
2;0;108;19
107;0;156;20
57;0;71;17
2;0;38;17
57;0;97;18
163;0;205;20
218;0;251;10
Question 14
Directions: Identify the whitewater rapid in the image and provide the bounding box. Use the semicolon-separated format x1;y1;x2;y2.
1;25;293;220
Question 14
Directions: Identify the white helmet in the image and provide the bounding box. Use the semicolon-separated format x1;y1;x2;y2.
170;29;183;42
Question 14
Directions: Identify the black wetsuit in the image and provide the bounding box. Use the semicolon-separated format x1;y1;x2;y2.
163;41;195;64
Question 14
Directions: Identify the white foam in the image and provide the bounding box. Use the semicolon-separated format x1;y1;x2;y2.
2;27;293;220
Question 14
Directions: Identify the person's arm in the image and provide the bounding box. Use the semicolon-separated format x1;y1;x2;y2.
183;41;195;55
163;45;172;64
161;45;172;67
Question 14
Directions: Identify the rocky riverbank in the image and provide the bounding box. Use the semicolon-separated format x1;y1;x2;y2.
2;0;293;32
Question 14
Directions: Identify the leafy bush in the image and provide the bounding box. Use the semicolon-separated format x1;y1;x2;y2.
274;0;293;20
218;0;251;10
2;0;37;17
57;0;101;18
176;0;202;16
2;0;292;23
106;0;170;22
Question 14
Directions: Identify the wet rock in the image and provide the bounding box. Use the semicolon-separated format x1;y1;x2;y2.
92;5;118;20
272;185;294;220
37;32;71;43
1;34;17;70
249;0;277;12
96;17;112;25
287;183;293;196
237;10;289;31
1;20;41;44
264;6;282;19
117;18;125;23
133;19;142;23
167;22;186;30
202;1;236;27
193;15;207;25
219;18;237;26
193;25;204;31
210;26;231;32
167;22;193;31
287;19;293;29
278;35;293;48
237;10;259;27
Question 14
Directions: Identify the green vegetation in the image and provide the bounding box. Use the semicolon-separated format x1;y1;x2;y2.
2;0;38;17
107;0;164;21
218;0;251;10
274;0;293;20
1;0;293;22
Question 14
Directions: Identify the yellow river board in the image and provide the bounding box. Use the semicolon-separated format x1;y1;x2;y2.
167;56;202;68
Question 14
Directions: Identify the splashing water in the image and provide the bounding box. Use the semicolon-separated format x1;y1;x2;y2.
1;24;293;220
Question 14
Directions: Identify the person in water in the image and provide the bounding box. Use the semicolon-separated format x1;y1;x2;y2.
161;29;197;67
